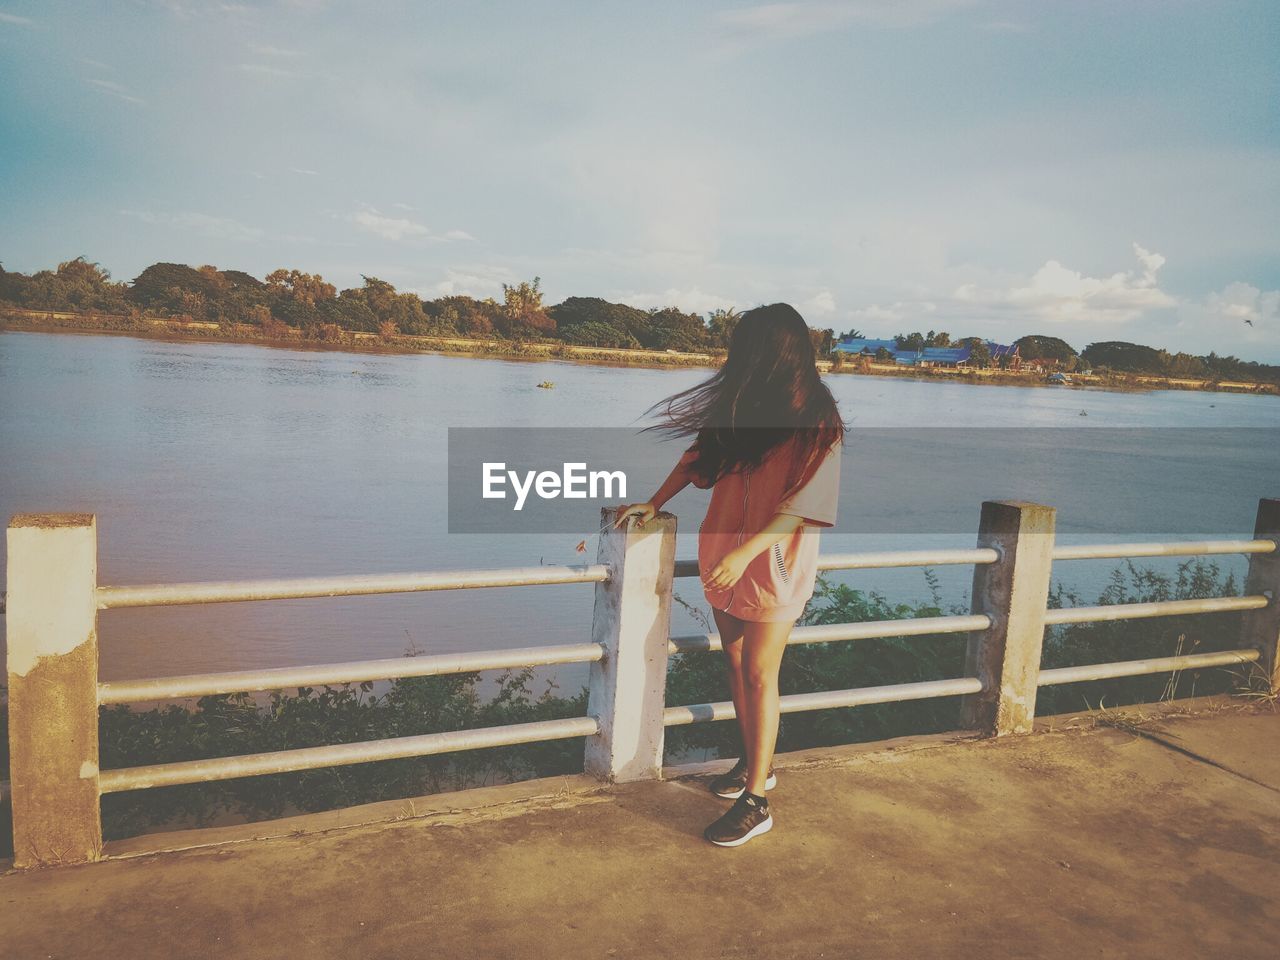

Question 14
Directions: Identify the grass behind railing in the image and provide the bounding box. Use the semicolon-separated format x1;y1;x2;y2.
0;558;1258;854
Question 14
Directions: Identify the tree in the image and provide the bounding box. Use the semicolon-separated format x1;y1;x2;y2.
263;268;336;327
347;276;430;334
1081;341;1164;374
427;295;502;338
643;306;711;351
499;277;555;338
265;269;336;308
961;338;991;368
874;346;894;362
895;331;926;353
708;307;741;348
130;262;221;311
808;327;835;358
547;297;647;347
1014;335;1078;367
17;257;133;313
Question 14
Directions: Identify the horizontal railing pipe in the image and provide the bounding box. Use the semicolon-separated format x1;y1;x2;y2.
1037;648;1260;686
95;564;610;609
663;676;984;726
98;642;605;704
668;614;991;655
1051;539;1277;561
817;549;1001;571
97;715;601;793
1043;595;1268;626
673;548;999;579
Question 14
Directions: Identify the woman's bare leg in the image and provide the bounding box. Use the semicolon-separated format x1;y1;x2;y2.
711;607;750;762
741;618;794;797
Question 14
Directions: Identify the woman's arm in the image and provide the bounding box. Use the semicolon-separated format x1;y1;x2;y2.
613;449;698;528
702;511;807;590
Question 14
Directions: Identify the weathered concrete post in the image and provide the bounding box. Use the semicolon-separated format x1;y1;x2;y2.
6;513;103;868
584;507;677;782
959;501;1056;736
1240;498;1280;694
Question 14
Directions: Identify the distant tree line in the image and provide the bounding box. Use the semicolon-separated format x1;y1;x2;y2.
839;326;1279;383
3;259;1274;381
0;257;838;356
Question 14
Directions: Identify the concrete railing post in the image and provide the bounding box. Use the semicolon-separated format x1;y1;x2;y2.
584;507;677;782
1240;498;1280;694
6;514;103;868
960;501;1056;736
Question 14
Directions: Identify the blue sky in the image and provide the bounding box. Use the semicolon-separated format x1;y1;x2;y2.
2;1;1277;359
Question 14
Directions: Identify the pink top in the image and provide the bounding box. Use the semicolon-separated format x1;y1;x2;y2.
689;437;842;623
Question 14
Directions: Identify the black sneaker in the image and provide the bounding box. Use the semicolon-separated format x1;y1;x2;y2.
708;759;777;799
704;792;773;847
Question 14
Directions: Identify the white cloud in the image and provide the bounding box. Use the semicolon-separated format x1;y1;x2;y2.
86;77;145;104
980;20;1028;33
291;167;320;176
0;11;34;25
844;300;937;327
120;209;262;242
353;209;430;240
801;289;836;316
1178;282;1279;344
415;265;518;299
238;63;298;78
717;0;977;44
249;43;303;56
351;208;474;243
953;242;1177;324
610;287;741;315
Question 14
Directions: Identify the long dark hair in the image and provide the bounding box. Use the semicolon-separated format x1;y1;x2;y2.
648;302;844;488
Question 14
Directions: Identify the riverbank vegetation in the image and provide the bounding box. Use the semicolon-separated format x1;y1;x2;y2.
0;558;1262;853
3;258;1278;388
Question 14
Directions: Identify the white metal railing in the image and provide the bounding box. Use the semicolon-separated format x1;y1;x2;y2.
1050;539;1276;562
1042;595;1268;625
97;716;602;794
97;642;605;705
668;615;991;654
3;499;1278;870
1037;649;1261;687
95;564;610;609
663;677;985;726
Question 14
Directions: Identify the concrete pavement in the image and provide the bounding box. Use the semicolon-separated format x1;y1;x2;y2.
3;699;1278;959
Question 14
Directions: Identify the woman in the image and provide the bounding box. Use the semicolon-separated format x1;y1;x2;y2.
615;302;844;847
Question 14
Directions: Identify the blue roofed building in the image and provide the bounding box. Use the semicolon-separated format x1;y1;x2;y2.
833;336;1020;369
832;337;900;357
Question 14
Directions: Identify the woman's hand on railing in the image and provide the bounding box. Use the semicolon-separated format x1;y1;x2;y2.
613;501;657;529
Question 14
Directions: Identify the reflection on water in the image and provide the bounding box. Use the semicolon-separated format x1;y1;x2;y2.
1;331;1276;686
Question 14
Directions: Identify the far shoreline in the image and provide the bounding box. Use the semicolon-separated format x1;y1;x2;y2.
4;310;1277;398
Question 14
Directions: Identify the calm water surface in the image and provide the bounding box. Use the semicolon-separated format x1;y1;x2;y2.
1;332;1276;688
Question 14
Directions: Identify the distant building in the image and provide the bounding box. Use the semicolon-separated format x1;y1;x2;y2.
833;337;1020;369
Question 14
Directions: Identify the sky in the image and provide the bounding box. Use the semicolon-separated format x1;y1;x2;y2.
1;0;1278;360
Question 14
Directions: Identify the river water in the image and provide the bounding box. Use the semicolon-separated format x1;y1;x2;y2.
1;331;1276;690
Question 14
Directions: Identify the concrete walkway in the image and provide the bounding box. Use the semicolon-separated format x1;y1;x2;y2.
4;700;1279;959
